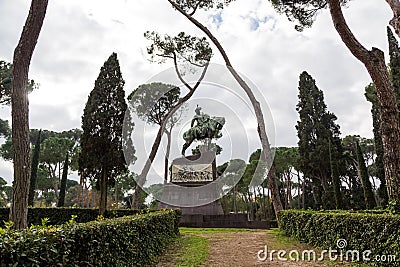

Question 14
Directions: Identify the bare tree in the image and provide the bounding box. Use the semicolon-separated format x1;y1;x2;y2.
10;0;48;229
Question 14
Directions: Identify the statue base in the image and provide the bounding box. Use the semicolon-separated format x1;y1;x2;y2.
158;182;223;215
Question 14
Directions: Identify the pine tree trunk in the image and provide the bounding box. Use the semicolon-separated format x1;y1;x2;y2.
57;153;68;207
302;176;305;209
164;130;172;184
115;183;119;209
233;185;237;213
10;0;48;230
167;0;284;218
328;0;400;210
99;169;107;216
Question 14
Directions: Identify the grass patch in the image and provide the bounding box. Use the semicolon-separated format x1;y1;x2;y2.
174;236;209;267
266;230;372;266
180;227;255;235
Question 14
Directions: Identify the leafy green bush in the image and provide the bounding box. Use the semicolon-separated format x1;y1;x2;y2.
0;209;181;266
0;208;144;226
278;210;400;266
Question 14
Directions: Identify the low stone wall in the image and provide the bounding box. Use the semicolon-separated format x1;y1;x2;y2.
180;213;270;229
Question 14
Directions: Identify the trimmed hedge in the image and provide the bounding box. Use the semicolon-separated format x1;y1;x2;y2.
0;208;144;226
278;210;400;265
0;209;181;266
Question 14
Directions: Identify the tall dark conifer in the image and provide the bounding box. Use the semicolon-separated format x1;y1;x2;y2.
296;71;343;209
28;129;41;206
356;141;377;209
365;84;388;206
57;152;68;207
388;26;400;109
79;53;128;215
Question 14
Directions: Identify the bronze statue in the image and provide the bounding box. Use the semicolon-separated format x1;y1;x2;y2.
182;106;225;156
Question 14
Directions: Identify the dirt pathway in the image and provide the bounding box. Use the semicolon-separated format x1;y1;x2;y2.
155;229;363;267
200;230;336;267
199;230;360;267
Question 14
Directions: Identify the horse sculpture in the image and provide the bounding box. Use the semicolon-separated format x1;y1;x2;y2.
182;114;225;156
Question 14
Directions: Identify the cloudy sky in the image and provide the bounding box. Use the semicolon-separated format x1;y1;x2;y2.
0;0;394;185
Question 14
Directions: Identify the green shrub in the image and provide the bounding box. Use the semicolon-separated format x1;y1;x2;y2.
0;209;181;266
278;210;400;266
0;208;145;226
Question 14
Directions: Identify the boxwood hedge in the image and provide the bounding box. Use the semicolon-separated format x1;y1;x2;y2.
0;208;144;226
278;210;400;266
0;209;181;266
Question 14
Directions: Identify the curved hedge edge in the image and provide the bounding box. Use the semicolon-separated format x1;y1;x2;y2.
278;210;400;266
0;209;182;266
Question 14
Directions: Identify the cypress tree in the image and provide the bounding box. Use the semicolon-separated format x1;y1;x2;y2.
79;53;128;215
365;84;388;206
329;138;343;209
296;71;343;209
356;141;377;209
28;129;41;206
57;152;68;207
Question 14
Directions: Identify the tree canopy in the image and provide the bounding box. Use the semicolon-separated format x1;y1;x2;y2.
0;60;38;105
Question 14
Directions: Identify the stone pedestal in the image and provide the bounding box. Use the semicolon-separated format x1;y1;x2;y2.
159;151;223;215
158;183;224;215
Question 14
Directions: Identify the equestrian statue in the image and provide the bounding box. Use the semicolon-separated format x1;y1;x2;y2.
182;106;225;156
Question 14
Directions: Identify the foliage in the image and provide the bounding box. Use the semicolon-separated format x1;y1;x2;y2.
28;130;41;206
0;119;10;139
269;0;349;31
364;84;388;206
0;138;12;161
0;60;38;105
0;178;12;207
296;71;343;209
0;209;181;266
355;141;376;209
170;0;234;15
0;207;152;226
145;31;212;67
278;210;400;266
79;53;131;214
129;82;181;125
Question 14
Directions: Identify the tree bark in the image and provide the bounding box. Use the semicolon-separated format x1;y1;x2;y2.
10;0;48;230
164;129;172;184
99;169;107;216
167;0;284;218
386;0;400;38
328;0;400;209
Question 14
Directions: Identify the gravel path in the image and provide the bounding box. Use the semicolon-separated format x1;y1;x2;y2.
200;231;336;266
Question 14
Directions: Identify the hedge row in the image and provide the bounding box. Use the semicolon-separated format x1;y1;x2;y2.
0;208;145;226
278;210;400;266
0;209;181;266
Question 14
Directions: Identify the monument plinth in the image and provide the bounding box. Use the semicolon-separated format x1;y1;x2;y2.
159;151;223;215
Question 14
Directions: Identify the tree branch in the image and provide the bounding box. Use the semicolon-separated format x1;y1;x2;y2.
386;0;400;38
327;0;370;64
